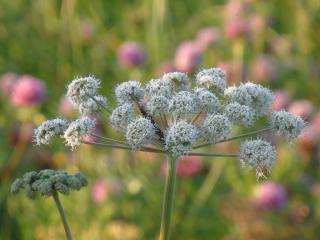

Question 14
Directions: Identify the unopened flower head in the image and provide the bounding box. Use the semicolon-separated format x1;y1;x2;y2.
64;116;96;150
162;72;189;92
11;170;88;199
34;118;68;145
270;110;305;141
239;139;276;178
77;95;107;116
147;95;169;116
109;103;134;130
125;117;156;150
225;83;274;116
168;91;197;116
146;78;172;98
201;114;230;142
66;76;100;106
165;121;198;157
224;102;256;127
196;68;226;94
194;88;220;113
115;80;144;104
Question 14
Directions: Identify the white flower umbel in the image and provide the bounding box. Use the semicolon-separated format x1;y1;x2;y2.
196;68;226;94
77;95;107;116
270;110;305;141
64;117;95;150
194;88;220;113
239;139;276;178
162;72;189;92
168;91;197;116
201;114;231;143
109;103;134;130
147;95;169;116
224;102;256;127
146;78;172;98
225;83;274;116
165;121;198;157
33;67;308;240
66;76;100;106
125;117;156;150
115;80;145;104
34;119;68;145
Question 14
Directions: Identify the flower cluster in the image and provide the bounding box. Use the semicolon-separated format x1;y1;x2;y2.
11;170;88;199
33;67;305;176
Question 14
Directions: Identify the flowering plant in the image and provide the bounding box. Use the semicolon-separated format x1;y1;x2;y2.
13;67;305;240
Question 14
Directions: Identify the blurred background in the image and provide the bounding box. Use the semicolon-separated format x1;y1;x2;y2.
1;0;320;239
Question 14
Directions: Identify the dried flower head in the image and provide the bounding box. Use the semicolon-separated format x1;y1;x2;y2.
196;68;226;94
224;102;256;127
146;78;172;98
239;139;276;178
201;114;231;142
147;95;169;116
125;117;156;150
77;95;107;116
194;87;220;113
11;170;88;199
115;80;144;104
109;103;134;130
66;76;100;106
162;72;189;92
64;117;96;150
270;110;305;141
225;82;274;116
168;91;197;116
34;118;68;145
165;121;198;157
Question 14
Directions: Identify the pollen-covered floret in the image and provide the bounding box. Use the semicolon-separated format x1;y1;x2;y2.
168;91;197;116
225;83;274;116
146;78;172;98
64;116;96;150
270;110;305;141
125;117;156;150
194;88;220;113
115;80;144;104
239;139;276;178
224;102;256;127
201;114;231;142
162;72;189;92
196;68;226;94
66;76;100;105
147;95;169;116
34;118;68;145
109;103;134;130
11;170;88;199
165;121;198;157
77;95;107;116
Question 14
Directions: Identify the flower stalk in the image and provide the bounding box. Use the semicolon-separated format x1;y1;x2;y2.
159;155;177;240
52;191;73;240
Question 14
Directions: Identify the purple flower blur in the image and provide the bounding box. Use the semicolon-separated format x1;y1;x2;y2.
254;181;288;211
0;72;18;97
161;156;203;178
92;179;108;204
174;41;202;72
10;75;46;107
117;42;145;68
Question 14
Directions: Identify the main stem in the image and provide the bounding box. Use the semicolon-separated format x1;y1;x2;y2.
159;155;177;240
52;191;73;240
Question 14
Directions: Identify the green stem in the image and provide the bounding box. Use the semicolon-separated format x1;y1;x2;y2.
52;191;73;240
159;155;177;240
81;140;165;153
193;126;275;150
189;152;238;157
